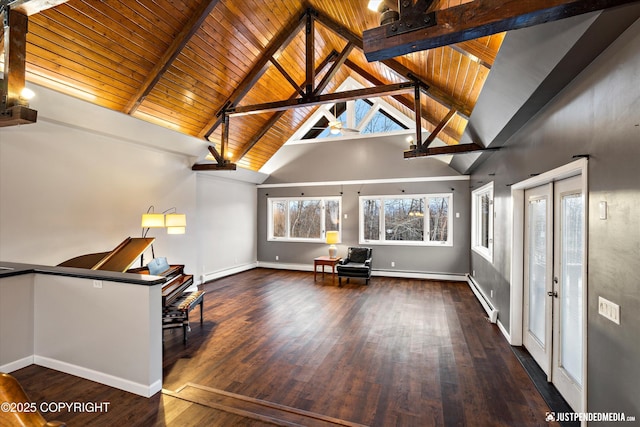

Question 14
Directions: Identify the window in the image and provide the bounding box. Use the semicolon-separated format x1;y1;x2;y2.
268;197;341;242
471;182;494;262
361;108;406;134
359;194;453;246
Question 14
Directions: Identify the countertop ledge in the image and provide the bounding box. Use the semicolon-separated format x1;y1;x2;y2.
0;261;166;286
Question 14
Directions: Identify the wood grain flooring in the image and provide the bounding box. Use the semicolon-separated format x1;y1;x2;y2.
11;268;558;426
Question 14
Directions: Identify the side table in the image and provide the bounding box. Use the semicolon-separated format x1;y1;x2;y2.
313;256;342;284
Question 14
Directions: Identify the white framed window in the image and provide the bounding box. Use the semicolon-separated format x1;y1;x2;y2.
471;182;494;262
268;196;341;242
359;194;453;246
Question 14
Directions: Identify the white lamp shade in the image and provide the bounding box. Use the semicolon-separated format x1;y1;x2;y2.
165;213;186;227
167;226;186;235
141;213;165;228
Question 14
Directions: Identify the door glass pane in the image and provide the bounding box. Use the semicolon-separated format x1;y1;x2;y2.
528;198;547;346
560;193;584;386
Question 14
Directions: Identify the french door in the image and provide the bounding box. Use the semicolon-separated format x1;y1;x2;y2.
523;175;585;412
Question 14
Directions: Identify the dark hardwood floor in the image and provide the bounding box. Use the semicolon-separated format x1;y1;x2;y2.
12;269;559;426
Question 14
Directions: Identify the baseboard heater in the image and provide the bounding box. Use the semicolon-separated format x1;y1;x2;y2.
466;274;498;323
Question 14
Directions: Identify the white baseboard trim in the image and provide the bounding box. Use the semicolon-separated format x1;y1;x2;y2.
33;356;161;397
0;355;34;373
201;262;258;283
257;262;313;272
373;269;467;282
257;262;466;282
466;274;498;323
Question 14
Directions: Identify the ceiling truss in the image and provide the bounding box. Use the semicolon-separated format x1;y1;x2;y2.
191;6;490;170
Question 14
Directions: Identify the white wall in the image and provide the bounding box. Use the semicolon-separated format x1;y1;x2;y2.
0;274;34;370
0;84;261;281
197;174;258;281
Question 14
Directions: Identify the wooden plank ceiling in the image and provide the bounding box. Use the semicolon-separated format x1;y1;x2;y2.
23;0;503;171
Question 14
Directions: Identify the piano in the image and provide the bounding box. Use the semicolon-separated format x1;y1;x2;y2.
58;238;203;344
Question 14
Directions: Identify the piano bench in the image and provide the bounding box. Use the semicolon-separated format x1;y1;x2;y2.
162;290;205;345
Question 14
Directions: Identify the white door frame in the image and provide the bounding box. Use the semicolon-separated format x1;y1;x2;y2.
509;158;588;414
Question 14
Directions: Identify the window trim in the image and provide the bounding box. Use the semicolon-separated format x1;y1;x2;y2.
471;182;494;262
267;196;342;243
358;193;453;247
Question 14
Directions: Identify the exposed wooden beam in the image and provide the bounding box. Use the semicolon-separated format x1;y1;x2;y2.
195;114;236;171
314;10;471;118
125;0;220;114
270;57;305;96
234;52;338;161
413;84;422;149
304;9;315;97
206;144;223;164
423;107;457;147
8;0;69;15
0;8;37;125
228;82;415;117
199;10;306;139
404;142;490;158
343;59;461;141
192;162;237;171
363;0;639;62
2;9;28;109
314;41;354;95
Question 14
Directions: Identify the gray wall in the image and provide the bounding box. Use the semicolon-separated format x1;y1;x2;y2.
258;134;471;276
470;19;640;417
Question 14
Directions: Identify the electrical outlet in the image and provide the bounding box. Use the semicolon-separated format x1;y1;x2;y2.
490;290;494;298
93;280;102;289
391;261;395;267
275;255;279;261
598;297;620;324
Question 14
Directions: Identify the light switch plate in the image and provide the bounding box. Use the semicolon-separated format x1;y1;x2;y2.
598;296;620;324
599;201;607;220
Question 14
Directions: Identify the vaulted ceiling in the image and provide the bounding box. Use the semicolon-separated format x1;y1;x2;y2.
9;0;637;173
16;0;501;171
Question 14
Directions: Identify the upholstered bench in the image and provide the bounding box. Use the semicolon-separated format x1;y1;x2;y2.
163;290;205;344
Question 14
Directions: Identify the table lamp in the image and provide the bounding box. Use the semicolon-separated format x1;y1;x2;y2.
326;231;339;258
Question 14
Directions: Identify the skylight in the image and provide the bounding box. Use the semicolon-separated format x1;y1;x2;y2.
286;77;416;144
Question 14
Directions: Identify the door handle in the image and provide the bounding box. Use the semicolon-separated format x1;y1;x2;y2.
547;291;558;298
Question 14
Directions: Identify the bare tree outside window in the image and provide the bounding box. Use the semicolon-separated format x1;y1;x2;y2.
480;193;490;248
362;199;380;240
428;197;449;242
289;200;322;239
272;200;287;238
325;200;340;232
362;109;406;134
384;198;424;241
269;197;341;241
360;194;452;245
